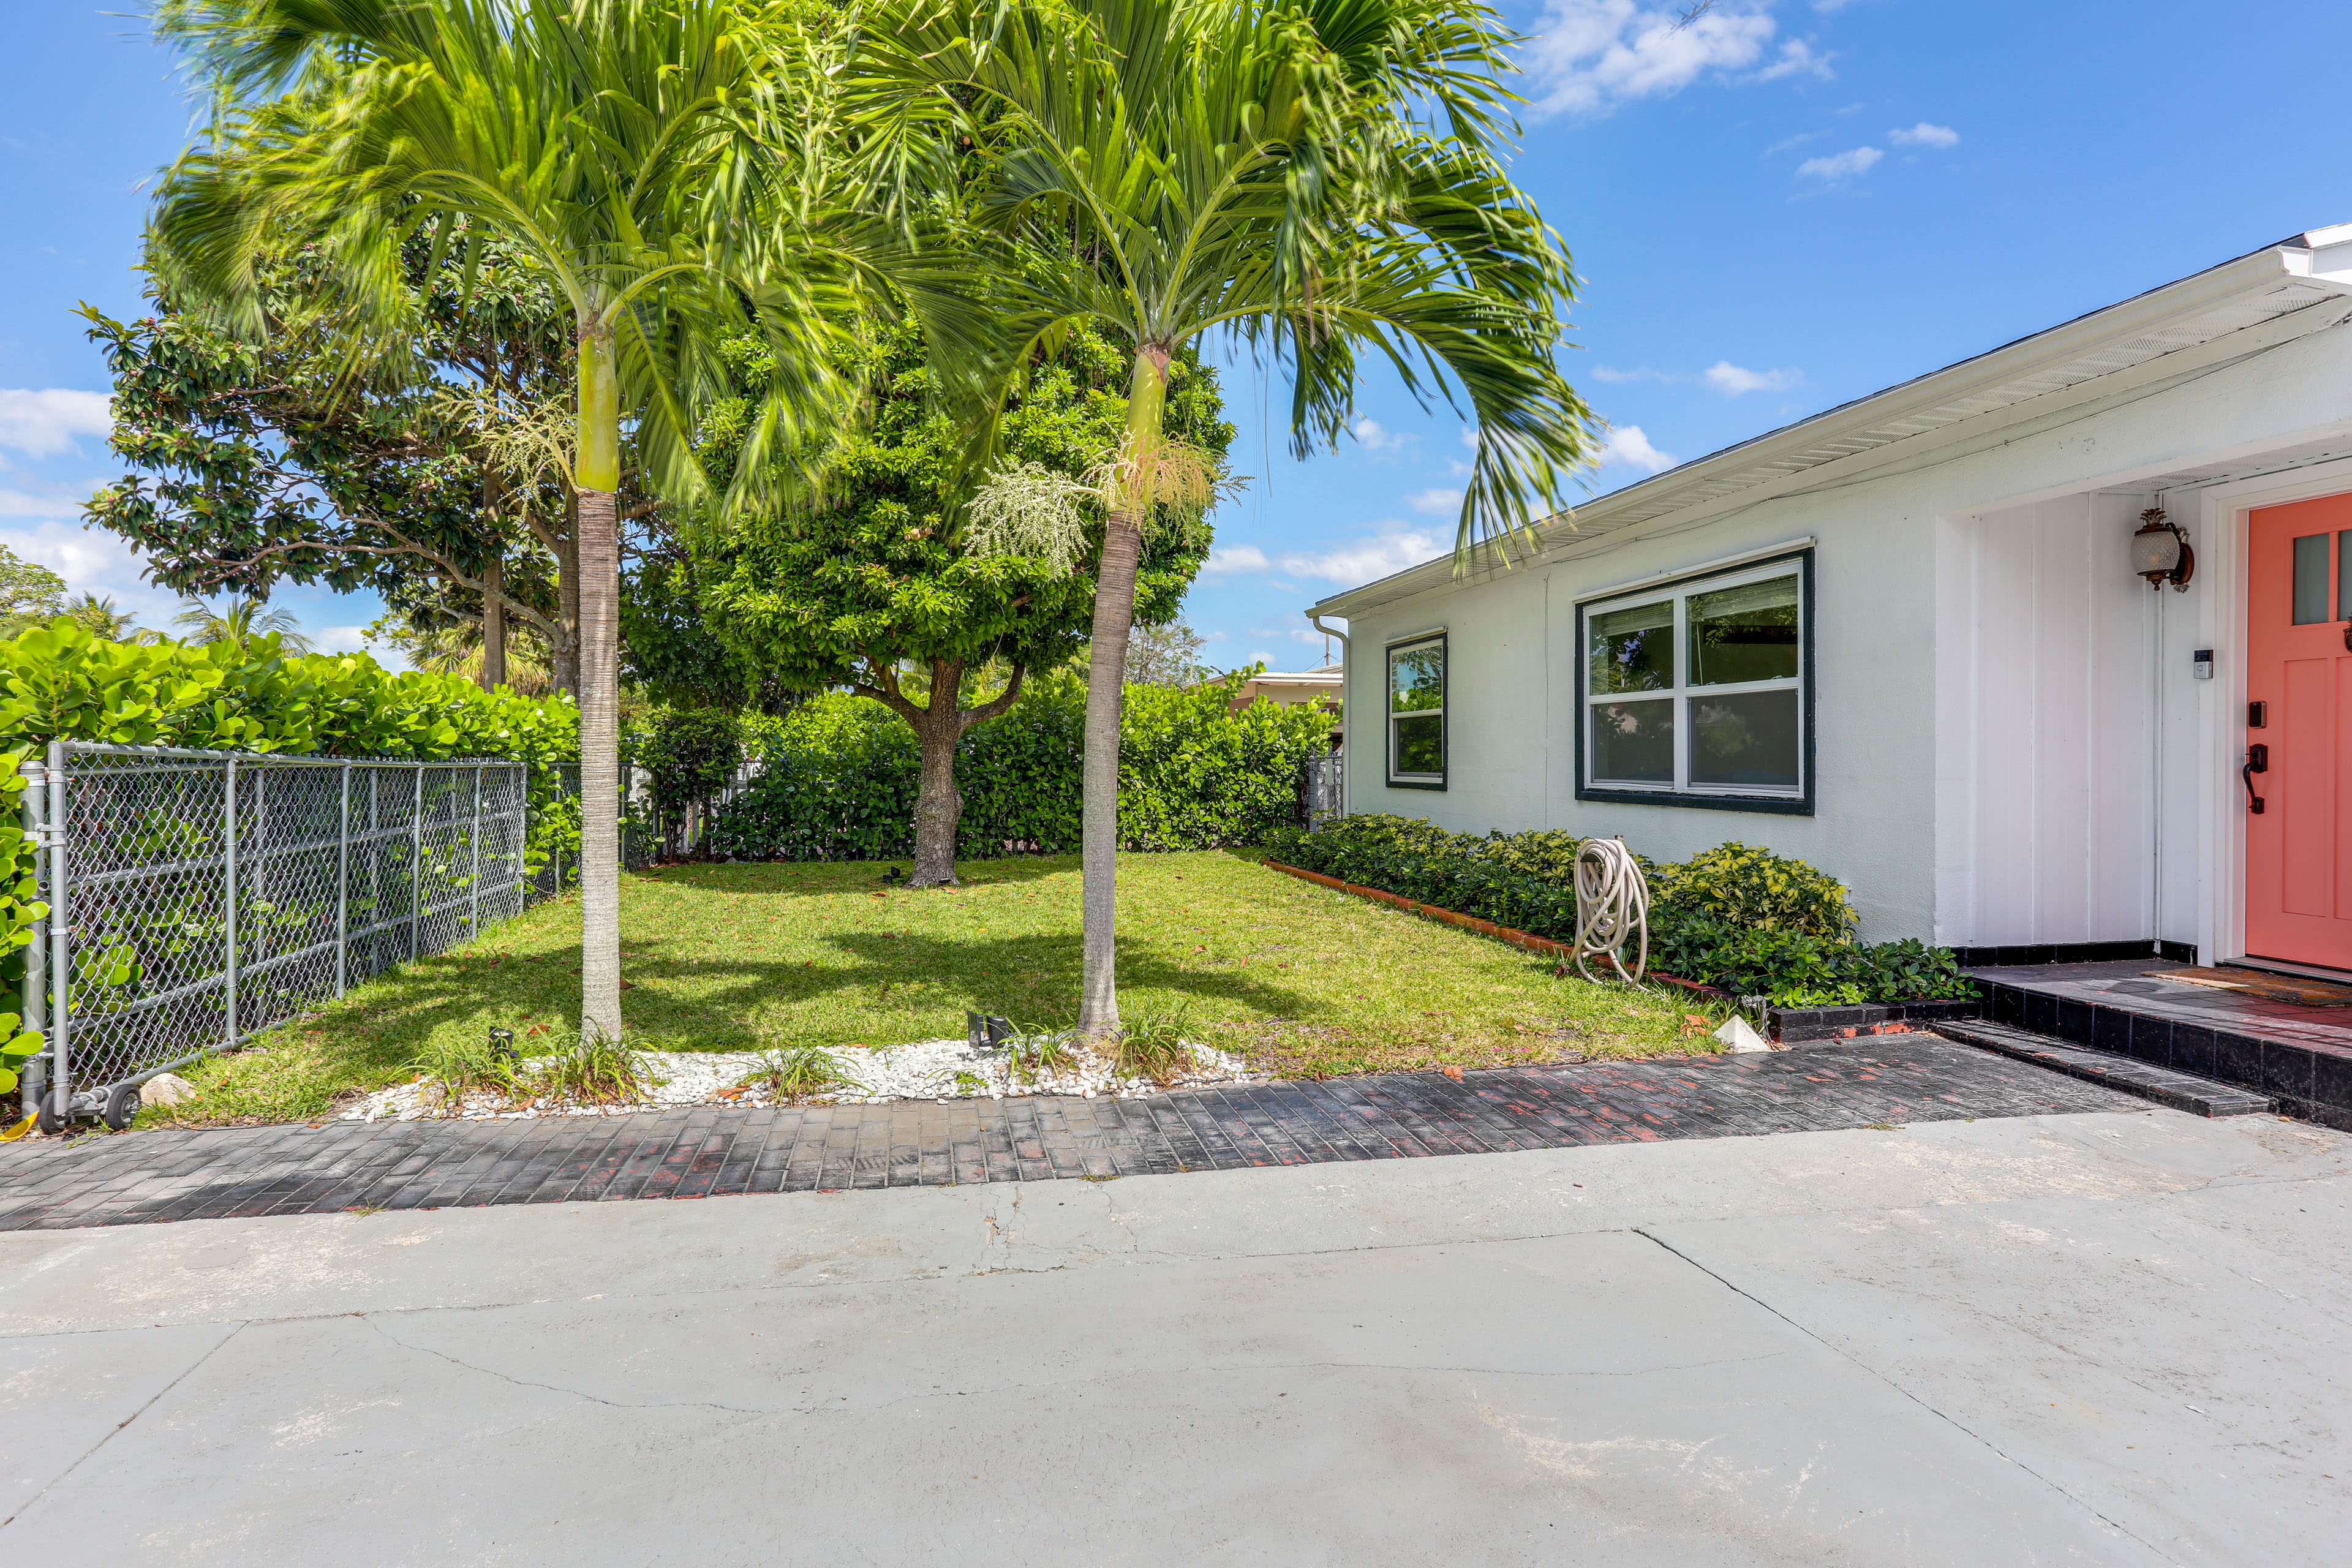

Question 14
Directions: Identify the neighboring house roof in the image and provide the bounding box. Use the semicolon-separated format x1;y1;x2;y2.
1310;225;2352;618
1229;666;1343;709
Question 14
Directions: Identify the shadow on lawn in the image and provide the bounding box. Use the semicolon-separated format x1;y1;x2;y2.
334;927;1324;1058
632;856;1077;897
618;928;1324;1044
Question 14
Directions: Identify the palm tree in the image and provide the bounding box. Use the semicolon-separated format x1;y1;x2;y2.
172;595;313;654
149;0;933;1044
872;0;1597;1035
64;593;146;642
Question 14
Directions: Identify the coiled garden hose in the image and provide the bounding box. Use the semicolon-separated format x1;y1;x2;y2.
1572;836;1650;985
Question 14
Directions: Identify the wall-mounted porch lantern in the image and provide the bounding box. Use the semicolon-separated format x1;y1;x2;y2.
2132;507;2195;590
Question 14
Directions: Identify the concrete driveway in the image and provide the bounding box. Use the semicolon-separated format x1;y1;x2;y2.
2;1107;2346;1566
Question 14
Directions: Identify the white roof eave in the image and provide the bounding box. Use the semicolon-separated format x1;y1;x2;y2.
1308;232;2352;619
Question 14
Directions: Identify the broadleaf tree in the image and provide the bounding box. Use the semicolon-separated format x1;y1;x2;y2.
867;0;1599;1034
698;312;1232;885
83;234;578;692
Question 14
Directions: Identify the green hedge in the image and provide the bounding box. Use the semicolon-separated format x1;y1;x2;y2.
0;620;581;1096
1261;815;1971;1008
710;673;1334;861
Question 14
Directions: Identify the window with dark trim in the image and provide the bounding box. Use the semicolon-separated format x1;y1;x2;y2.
1385;632;1446;789
1575;552;1814;815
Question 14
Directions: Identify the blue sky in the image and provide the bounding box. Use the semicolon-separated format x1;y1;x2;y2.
6;1;2350;673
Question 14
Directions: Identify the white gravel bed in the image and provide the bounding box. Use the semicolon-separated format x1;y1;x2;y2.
341;1036;1265;1123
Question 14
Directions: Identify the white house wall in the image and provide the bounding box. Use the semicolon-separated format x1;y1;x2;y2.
1931;494;2158;948
1336;312;2352;944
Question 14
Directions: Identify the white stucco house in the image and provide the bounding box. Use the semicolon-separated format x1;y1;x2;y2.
1306;226;2352;977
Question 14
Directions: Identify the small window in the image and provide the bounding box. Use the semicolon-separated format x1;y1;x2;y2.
1386;633;1446;789
1578;555;1811;812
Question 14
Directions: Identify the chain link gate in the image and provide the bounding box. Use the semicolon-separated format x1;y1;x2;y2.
17;743;539;1133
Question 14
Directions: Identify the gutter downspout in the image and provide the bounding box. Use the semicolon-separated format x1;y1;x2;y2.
1308;613;1350;818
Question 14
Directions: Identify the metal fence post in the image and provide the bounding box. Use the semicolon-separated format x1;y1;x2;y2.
224;756;239;1050
512;764;526;896
18;755;47;1119
468;762;483;937
409;761;424;962
335;761;352;998
45;742;68;1123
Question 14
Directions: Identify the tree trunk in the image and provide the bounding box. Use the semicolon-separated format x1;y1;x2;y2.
909;657;965;888
480;556;507;692
575;323;624;1046
1077;343;1166;1044
1076;342;1172;1039
1078;518;1143;1035
552;499;582;696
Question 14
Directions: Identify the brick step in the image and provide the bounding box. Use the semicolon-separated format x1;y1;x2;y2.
1932;1020;2276;1118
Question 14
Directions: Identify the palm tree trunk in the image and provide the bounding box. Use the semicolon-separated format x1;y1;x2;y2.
480;556;507;692
575;322;624;1045
553;499;582;695
1076;345;1171;1038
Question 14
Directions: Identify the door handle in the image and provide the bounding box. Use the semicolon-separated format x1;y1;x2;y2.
2244;742;2268;815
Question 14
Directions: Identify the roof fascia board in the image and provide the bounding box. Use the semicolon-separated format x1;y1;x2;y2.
1311;249;2351;618
1542;296;2352;555
1563;248;2326;527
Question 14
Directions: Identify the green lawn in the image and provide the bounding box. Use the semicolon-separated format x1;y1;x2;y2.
152;850;1724;1125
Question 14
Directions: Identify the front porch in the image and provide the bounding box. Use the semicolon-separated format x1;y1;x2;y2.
1964;959;2352;1130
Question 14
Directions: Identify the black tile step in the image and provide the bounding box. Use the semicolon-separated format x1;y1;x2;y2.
1933;1020;2275;1118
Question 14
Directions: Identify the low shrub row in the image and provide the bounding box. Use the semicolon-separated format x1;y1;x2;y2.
710;673;1334;862
1261;815;1972;1008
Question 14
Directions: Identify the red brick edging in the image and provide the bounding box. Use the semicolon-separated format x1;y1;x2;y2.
1261;861;1955;1044
1260;859;1721;998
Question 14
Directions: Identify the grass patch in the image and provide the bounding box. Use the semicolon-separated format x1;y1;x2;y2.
144;850;1722;1125
733;1044;859;1100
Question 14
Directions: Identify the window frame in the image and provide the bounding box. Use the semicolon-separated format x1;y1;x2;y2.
1574;550;1815;816
1384;630;1448;791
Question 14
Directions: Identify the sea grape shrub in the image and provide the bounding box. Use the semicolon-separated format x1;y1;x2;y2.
709;673;1331;862
0;620;583;1072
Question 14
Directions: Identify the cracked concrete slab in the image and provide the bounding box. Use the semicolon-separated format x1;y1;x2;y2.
0;1108;2346;1564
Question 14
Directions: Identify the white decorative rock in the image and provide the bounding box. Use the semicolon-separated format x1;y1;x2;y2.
143;1073;197;1107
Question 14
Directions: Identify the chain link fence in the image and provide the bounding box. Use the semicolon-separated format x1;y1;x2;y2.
18;742;551;1129
1300;750;1346;831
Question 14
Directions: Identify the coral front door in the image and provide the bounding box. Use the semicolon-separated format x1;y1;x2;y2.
2246;492;2352;971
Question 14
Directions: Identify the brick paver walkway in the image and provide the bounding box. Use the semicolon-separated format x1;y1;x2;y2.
0;1036;2136;1231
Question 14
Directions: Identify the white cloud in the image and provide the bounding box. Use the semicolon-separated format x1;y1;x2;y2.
0;390;111;459
1597;426;1678;474
1201;543;1273;576
1277;524;1445;586
1760;130;1819;157
1888;121;1959;148
1350;417;1415;454
314;625;375;654
1249;650;1276;668
1754;39;1834;81
1703;360;1805;395
0;474;109;522
1589;362;1803;395
0;516;178;625
1446;426;1480;477
1796;144;1882;180
1527;1;1780;117
1406;488;1463;515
